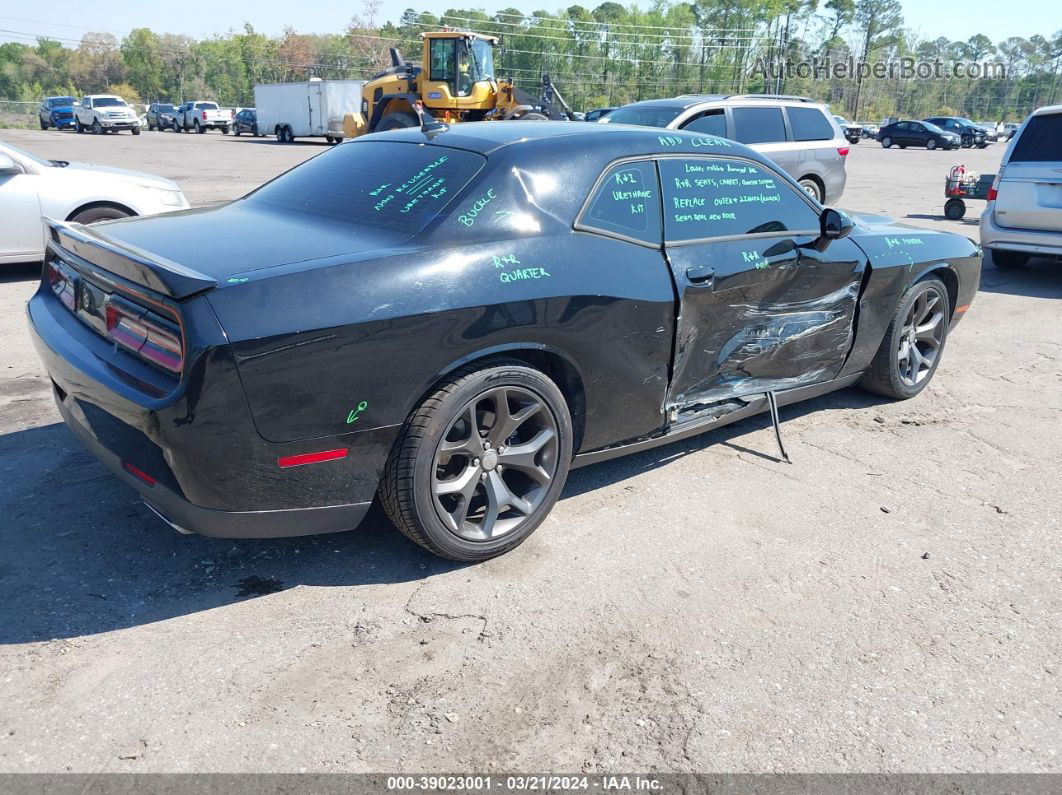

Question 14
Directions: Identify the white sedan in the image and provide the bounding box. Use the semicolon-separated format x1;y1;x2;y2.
0;139;189;265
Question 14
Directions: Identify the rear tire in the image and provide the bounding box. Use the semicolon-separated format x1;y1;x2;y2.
195;120;204;133
70;206;133;225
798;177;823;203
990;250;1030;269
943;198;965;220
860;278;949;400
380;360;573;562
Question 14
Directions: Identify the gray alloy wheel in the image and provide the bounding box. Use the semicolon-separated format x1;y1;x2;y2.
798;178;822;202
881;136;892;148
927;138;937;150
431;385;561;542
381;360;573;562
91;119;102;135
860;278;949;400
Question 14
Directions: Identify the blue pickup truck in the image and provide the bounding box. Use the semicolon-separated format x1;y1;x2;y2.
38;96;78;130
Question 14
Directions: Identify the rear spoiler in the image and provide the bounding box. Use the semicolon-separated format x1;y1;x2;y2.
45;218;217;300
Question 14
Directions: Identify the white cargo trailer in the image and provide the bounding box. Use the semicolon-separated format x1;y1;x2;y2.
254;78;365;144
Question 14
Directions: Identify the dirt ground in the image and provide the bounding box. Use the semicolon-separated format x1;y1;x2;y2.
0;128;1059;773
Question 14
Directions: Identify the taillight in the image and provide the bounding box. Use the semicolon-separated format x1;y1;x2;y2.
837;147;849;156
46;260;76;311
987;172;1001;201
105;297;183;373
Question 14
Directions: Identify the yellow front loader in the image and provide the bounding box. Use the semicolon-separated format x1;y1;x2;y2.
343;30;577;138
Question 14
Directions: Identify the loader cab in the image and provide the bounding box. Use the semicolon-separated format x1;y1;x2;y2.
422;32;497;108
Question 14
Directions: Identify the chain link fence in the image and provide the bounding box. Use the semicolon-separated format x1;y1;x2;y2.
0;100;38;129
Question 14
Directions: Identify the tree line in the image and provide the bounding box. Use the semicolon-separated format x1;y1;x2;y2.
1;0;1059;124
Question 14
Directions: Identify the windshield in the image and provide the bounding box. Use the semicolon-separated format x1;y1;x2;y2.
157;104;176;112
468;39;494;82
605;105;684;128
923;121;945;134
0;140;54;169
94;97;127;108
834;116;850;126
48;97;75;107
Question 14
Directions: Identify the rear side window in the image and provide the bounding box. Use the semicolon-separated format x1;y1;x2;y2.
247;141;485;236
682;110;726;137
1010;114;1062;162
577;160;661;245
788;107;834;141
731;107;787;144
659;157;818;241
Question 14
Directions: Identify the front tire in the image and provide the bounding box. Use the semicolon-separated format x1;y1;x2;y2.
39;117;48;130
70;206;133;225
881;136;892;148
380;360;573;562
377;111;420;131
927;139;937;150
944;198;966;220
91;120;102;135
131;126;140;135
860;278;949;400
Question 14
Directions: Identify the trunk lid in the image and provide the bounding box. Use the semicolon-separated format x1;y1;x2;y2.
49;202;408;299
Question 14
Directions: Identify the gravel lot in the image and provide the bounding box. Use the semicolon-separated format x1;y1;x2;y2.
0;128;1059;773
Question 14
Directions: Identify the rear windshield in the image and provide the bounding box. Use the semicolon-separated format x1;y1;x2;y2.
94;97;126;108
1010;114;1062;162
246;141;486;235
606;105;684;128
195;102;218;110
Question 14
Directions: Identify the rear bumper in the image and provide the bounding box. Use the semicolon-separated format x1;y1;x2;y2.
53;388;370;538
980;206;1062;258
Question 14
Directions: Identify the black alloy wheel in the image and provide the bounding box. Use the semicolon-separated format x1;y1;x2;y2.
860;278;949;400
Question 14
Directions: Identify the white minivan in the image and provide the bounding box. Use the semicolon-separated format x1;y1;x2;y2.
980;105;1062;268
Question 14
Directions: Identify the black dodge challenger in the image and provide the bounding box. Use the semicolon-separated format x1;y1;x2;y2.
28;122;980;561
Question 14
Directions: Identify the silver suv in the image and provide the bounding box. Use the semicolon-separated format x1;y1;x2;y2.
601;94;849;204
980;104;1062;268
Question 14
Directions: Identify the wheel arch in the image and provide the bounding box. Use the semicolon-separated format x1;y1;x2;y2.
798;173;825;199
912;263;959;321
65;200;137;222
410;343;588;455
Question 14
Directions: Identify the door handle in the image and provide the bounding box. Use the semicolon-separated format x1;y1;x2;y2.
686;265;715;285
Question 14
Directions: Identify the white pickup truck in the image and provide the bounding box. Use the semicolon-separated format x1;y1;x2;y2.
74;95;141;135
174;101;231;134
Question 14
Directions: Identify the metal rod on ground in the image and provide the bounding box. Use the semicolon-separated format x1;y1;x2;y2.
766;391;791;464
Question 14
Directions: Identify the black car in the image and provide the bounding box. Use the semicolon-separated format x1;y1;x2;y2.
232;108;259;137
28;123;980;562
878;120;961;150
924;117;988;149
584;107;615;122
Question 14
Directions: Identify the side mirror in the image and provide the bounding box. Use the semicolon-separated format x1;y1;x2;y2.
0;153;22;175
814;207;854;251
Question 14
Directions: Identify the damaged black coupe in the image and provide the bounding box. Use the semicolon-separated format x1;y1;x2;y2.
28;123;980;561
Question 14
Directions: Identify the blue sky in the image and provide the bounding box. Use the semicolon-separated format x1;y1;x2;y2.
0;0;1056;46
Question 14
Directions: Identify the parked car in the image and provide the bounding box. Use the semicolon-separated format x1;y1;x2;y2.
0;140;188;265
980;104;1062;269
146;103;178;131
1001;122;1020;141
832;115;864;144
27;123;980;561
38;96;78;130
584;107;615;122
231;108;260;137
602;94;849;203
974;122;1000;142
174;101;230;133
74;95;140;135
877;120;960;150
858;122;879;139
923;117;987;148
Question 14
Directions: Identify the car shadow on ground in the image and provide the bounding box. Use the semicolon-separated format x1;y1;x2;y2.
0;386;888;644
977;254;1062;298
220;137;332;146
905;213;980;227
1;263;41;285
